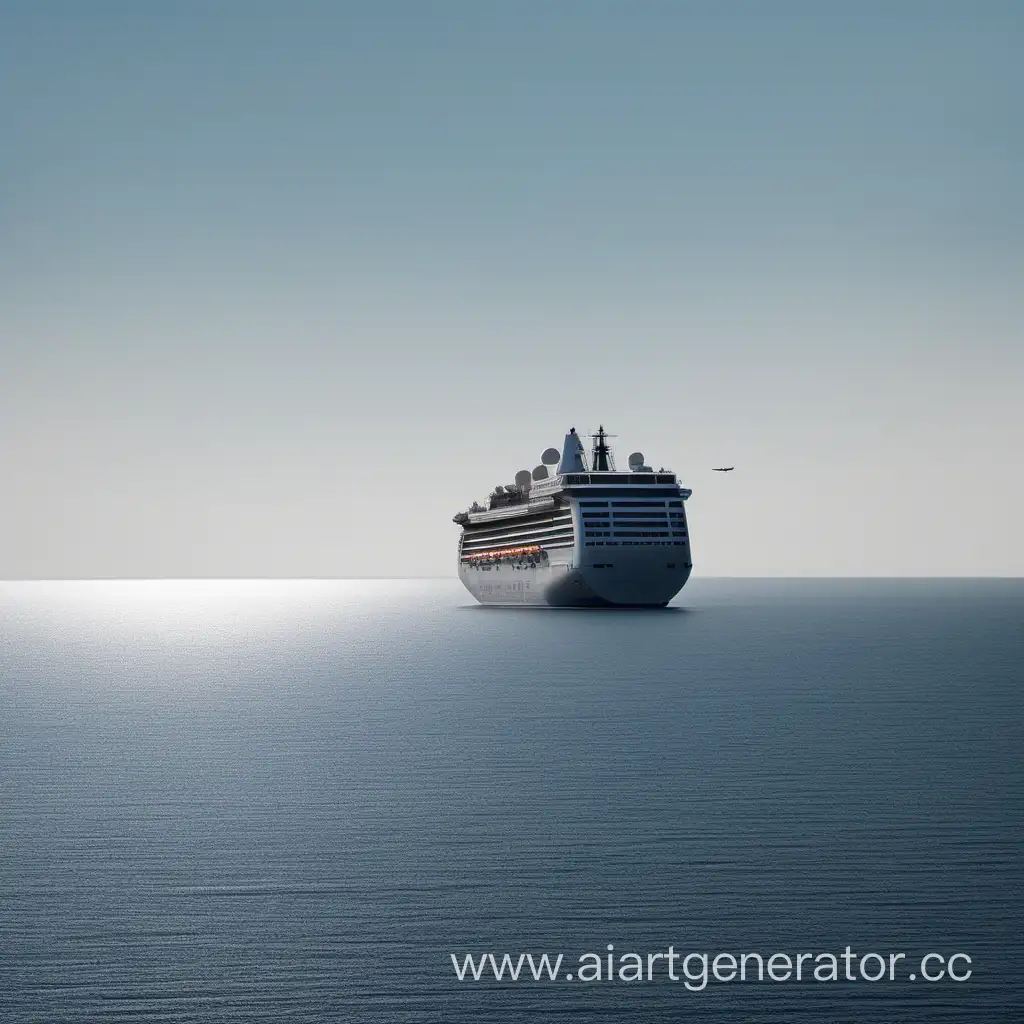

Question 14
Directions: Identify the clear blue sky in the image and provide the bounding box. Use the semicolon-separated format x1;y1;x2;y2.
2;1;1021;576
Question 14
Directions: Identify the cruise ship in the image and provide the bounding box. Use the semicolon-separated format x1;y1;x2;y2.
453;426;692;606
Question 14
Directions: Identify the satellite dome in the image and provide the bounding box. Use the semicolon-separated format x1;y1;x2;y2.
532;465;549;481
514;470;532;489
628;452;645;468
541;447;560;465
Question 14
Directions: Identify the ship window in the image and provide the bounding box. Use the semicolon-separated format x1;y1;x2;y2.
668;500;683;507
656;475;675;483
579;501;609;507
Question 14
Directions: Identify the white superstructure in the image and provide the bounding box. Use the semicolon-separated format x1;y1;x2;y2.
453;426;692;607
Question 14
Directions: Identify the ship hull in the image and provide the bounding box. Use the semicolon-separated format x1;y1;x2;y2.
459;547;692;607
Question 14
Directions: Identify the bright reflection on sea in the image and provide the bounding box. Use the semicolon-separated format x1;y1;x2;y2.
0;579;448;698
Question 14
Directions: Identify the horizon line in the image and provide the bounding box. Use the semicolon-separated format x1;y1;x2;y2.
2;576;1022;583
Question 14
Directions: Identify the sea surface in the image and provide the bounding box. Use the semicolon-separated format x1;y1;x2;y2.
1;578;1021;1023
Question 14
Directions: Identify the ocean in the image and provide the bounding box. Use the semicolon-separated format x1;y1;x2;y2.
1;578;1020;1022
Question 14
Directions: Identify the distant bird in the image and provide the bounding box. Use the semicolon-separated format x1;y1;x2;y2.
712;466;735;472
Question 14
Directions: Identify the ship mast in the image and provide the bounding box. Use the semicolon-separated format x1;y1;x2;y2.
590;424;615;472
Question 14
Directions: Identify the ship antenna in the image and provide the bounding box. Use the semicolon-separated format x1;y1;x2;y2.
590;424;616;472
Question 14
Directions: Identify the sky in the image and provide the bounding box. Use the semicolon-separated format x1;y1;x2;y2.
1;1;1021;577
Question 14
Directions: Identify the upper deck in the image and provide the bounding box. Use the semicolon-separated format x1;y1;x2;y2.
563;472;675;486
453;424;692;527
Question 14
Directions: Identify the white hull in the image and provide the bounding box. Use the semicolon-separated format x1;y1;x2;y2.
460;545;691;607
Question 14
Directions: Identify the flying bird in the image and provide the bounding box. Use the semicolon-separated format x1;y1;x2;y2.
712;466;735;472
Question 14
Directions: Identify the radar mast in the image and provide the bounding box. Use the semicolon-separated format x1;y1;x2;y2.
590;424;616;472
